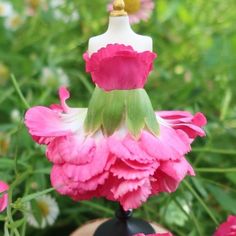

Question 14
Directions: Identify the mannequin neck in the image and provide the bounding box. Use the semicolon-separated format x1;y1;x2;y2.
106;16;134;35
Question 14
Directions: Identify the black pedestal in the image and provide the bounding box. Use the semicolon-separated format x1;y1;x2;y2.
93;205;155;236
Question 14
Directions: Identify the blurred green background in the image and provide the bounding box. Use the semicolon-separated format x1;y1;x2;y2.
0;0;236;235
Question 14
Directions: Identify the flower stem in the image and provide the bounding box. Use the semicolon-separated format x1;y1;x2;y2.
192;147;236;155
80;201;113;215
10;74;30;109
6;171;31;236
196;167;236;173
173;198;203;236
183;180;219;225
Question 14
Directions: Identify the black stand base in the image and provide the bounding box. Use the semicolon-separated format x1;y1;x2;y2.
93;205;155;236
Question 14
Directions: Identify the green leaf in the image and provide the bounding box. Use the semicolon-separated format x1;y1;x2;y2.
126;89;146;137
126;89;159;137
0;159;15;169
192;178;208;198
207;184;236;214
142;90;159;136
161;198;189;226
226;173;236;185
84;87;105;133
220;89;232;121
0;158;29;169
102;90;125;135
0;124;15;132
84;88;159;138
21;187;54;202
7;219;25;229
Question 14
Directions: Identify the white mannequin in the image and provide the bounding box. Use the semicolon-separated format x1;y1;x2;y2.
88;15;153;56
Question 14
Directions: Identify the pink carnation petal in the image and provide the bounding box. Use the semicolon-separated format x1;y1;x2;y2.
159;126;191;156
140;128;190;161
111;178;147;199
214;215;236;236
119;180;152;210
47;135;95;165
51;165;109;201
111;159;158;180
159;158;195;181
108;136;134;160
0;181;9;212
123;135;155;163
51;165;76;196
173;124;205;139
46;137;65;164
32;135;53;145
84;44;156;91
58;87;70;112
157;110;192;120
25;106;72;138
134;233;173;236
153;158;195;193
157;111;207;139
62;140;109;182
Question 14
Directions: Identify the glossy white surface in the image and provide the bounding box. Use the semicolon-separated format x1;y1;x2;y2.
88;16;153;56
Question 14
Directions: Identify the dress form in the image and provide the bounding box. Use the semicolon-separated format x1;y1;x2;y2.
88;1;152;55
87;1;156;235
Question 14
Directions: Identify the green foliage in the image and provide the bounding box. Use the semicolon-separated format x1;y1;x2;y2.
0;0;236;235
85;88;159;137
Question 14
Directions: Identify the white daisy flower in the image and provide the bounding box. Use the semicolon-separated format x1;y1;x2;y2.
27;195;59;229
70;11;79;22
53;9;79;23
57;68;70;86
0;1;13;17
53;9;67;21
10;109;21;123
26;0;45;9
50;0;65;8
4;13;24;30
0;63;9;85
108;0;154;24
25;0;48;16
0;132;10;155
40;67;70;87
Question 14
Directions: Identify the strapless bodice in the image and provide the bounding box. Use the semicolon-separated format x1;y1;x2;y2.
83;44;157;91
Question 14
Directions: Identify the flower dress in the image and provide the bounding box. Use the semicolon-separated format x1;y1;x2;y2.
25;44;206;210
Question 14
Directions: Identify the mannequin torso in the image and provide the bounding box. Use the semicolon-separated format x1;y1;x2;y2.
88;16;153;56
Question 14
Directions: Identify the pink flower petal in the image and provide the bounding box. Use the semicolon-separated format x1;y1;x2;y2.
157;111;207;139
62;140;109;182
153;158;195;193
119;179;152;210
46;134;95;165
214;215;236;236
84;44;156;91
108;135;154;163
134;233;173;236
0;181;9;212
111;178;148;199
24;85;207;210
58;86;70;112
51;165;109;200
25;106;72;138
111;159;158;180
50;165;76;196
140;127;190;161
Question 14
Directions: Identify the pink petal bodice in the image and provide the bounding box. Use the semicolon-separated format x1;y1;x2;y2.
83;44;157;91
